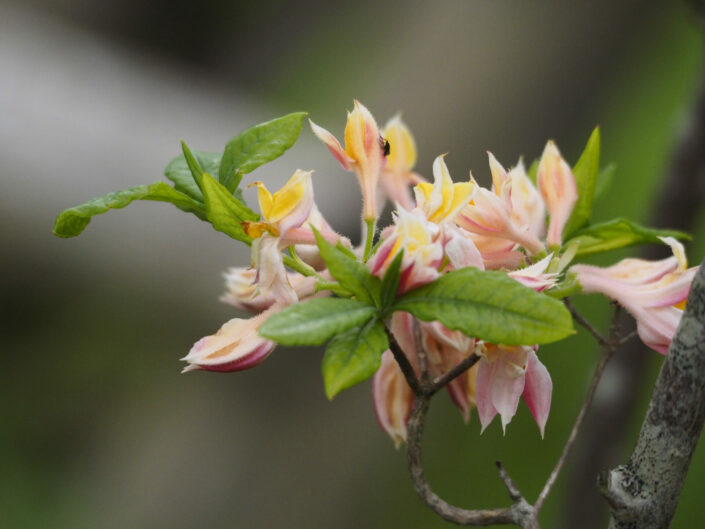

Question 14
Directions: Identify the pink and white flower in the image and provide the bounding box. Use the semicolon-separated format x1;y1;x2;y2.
182;308;278;373
537;141;577;247
475;343;552;436
368;208;444;293
310;100;386;221
571;237;698;354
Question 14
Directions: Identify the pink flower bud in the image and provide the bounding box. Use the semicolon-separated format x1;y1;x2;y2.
182;309;277;373
537;141;577;247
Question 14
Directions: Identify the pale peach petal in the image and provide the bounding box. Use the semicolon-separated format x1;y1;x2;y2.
181;309;276;372
475;358;498;432
373;350;415;448
309;119;353;170
523;350;552;437
537;141;577;247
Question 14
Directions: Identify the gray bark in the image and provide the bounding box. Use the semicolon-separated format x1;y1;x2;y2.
600;261;705;528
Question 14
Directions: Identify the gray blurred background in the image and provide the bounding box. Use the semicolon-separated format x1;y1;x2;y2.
2;0;705;527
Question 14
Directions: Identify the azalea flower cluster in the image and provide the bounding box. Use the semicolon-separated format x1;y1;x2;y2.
182;101;698;446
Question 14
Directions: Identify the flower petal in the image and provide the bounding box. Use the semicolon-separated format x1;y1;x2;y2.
522;350;552;437
373;350;415;448
309;119;353;170
537;141;577;247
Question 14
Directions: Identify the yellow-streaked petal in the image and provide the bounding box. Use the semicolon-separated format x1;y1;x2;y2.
252;182;274;220
344;100;375;162
659;236;688;271
243;221;279;239
415;181;434;201
488;152;507;196
383;114;417;172
255;170;310;224
419;155;475;223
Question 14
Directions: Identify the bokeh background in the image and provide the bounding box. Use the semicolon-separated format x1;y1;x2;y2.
2;0;705;527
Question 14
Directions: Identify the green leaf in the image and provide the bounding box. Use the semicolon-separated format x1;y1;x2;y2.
164;149;221;202
380;250;403;312
563;127;600;238
566;218;691;257
527;159;539;184
393;268;574;345
219;112;307;191
322;319;388;399
201;173;259;243
594;163;616;199
180;141;206;191
313;227;381;306
259;298;377;346
53;182;206;238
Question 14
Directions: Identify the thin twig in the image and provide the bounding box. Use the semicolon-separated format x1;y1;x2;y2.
406;394;535;527
534;318;620;512
496;461;523;503
565;299;611;347
385;326;424;396
429;353;481;395
412;319;431;385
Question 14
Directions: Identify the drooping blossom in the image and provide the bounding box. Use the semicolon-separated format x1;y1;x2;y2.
475;343;552;436
373;312;418;446
373;312;480;445
310;100;386;221
182;307;277;373
571;237;698;354
373;349;416;448
537;141;577;247
380;115;424;210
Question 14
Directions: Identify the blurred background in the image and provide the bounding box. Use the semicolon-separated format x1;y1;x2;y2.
2;0;705;527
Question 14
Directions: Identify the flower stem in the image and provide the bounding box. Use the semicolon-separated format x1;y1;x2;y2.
283;247;318;278
363;217;376;262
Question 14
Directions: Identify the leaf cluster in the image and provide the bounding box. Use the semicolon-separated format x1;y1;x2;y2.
53;113;307;239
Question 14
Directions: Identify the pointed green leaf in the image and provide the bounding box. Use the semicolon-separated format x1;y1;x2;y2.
380;250;403;312
164;150;221;202
259;298;377;346
179;141;206;191
201;173;259;243
322;319;388;399
313;227;381;306
393;268;574;345
53;182;206;238
563;127;600;238
219;112;307;191
594;163;616;199
566;218;691;257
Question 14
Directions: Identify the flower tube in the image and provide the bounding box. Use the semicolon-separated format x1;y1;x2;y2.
310;100;386;221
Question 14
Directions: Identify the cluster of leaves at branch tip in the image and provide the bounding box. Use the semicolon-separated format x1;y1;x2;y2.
53;110;691;403
52;112;307;238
